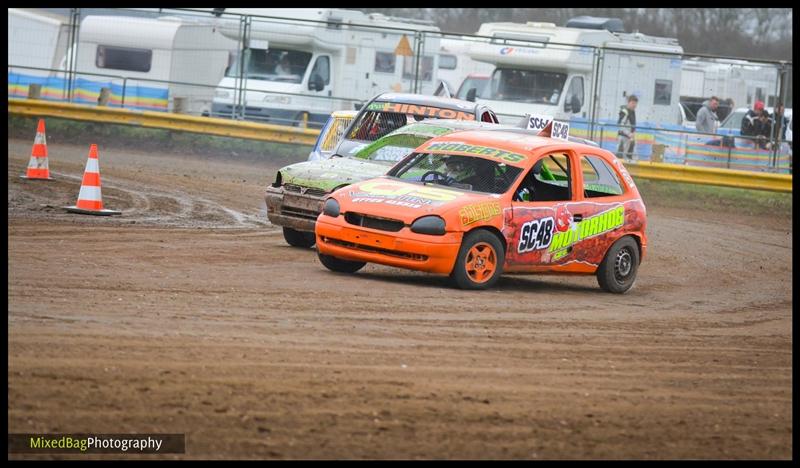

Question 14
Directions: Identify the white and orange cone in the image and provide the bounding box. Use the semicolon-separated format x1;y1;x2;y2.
20;119;54;180
64;144;121;216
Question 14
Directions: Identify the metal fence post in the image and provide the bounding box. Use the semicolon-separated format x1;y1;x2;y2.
121;78;127;108
727;144;732;169
413;31;423;94
589;47;603;142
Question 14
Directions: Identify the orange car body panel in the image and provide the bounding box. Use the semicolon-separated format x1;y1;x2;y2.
316;129;647;278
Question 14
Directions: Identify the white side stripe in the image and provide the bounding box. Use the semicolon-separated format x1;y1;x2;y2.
84;158;99;173
77;185;102;201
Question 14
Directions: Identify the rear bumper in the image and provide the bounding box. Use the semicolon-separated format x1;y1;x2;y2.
315;216;462;275
265;186;325;232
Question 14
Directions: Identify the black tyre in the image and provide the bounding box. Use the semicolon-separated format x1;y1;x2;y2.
283;227;316;248
449;230;505;290
318;253;366;274
596;236;640;294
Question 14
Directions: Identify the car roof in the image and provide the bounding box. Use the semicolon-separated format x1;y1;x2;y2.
421;129;603;162
331;110;358;118
384;119;513;138
374;92;480;112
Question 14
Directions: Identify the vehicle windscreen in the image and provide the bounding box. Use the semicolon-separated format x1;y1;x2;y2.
347;102;476;142
487;68;567;105
721;110;747;129
388;152;524;195
226;48;312;84
353;133;434;163
456;77;489;100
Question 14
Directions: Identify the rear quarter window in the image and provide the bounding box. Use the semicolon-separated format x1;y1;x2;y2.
580;155;624;197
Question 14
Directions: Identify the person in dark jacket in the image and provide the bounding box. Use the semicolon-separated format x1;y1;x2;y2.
616;95;637;160
741;100;765;137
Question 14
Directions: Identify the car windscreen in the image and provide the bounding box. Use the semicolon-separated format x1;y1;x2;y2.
353;133;434;163
347;102;477;142
487;68;567;105
721;110;747;129
226;48;312;84
388;152;524;195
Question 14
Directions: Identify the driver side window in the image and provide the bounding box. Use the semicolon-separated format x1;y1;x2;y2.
310;56;330;85
514;152;572;202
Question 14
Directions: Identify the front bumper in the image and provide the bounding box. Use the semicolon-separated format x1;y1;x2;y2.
315;215;462;275
265;186;326;232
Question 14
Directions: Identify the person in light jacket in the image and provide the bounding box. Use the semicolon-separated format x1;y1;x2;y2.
695;96;720;135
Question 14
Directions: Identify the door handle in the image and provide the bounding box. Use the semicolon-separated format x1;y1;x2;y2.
573;214;583;222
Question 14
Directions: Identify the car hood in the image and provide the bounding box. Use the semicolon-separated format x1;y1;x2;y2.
332;176;501;225
280;158;393;192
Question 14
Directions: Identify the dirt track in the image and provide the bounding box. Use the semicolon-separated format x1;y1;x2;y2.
7;139;792;459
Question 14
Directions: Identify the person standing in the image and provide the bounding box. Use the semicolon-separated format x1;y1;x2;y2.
741;100;765;137
695;96;720;135
616;95;638;160
772;103;789;142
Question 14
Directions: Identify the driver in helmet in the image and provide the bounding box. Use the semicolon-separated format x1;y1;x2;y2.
444;155;476;184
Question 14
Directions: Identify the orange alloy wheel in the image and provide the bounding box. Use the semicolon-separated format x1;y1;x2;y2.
465;242;497;284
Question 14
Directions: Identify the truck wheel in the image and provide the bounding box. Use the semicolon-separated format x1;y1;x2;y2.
318;253;366;274
597;236;640;294
449;230;504;290
283;227;316;248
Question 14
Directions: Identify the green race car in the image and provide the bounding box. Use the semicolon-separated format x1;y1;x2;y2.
266;119;503;247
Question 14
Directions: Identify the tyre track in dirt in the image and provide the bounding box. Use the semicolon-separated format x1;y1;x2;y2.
7;139;792;459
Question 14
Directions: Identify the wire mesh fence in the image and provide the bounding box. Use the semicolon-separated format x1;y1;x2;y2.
7;7;793;172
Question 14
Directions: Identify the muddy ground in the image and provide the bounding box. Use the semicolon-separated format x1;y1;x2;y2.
7;138;792;459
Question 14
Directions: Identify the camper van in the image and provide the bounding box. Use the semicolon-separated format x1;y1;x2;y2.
437;37;495;96
61;15;237;113
208;8;442;128
464;18;684;126
680;58;780;112
8;9;72;99
8;8;71;74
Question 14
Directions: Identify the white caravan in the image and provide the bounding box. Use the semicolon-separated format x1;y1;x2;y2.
207;8;442;128
63;15;237;113
464;20;684;126
8;8;71;75
680;58;780;109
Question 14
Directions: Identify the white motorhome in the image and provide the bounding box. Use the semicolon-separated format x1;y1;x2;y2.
436;37;495;97
465;19;684;126
680;58;780;109
207;8;442;128
8;8;71;75
63;15;237;113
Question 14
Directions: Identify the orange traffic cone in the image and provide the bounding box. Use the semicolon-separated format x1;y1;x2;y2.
20;119;54;180
64;144;121;216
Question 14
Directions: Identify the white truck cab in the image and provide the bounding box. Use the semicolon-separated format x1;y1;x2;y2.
208;8;442;128
464;19;683;126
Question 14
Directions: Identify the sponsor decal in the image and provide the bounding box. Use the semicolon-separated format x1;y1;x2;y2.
517;216;554;253
459;201;501;226
368;102;476;120
548;205;625;256
351;180;461;208
423;142;527;164
497;46;538;56
610;158;636;189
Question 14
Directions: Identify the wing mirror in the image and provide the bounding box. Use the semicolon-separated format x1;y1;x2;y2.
466;88;477;102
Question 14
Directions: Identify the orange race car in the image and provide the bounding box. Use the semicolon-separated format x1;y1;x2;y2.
315;124;647;293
